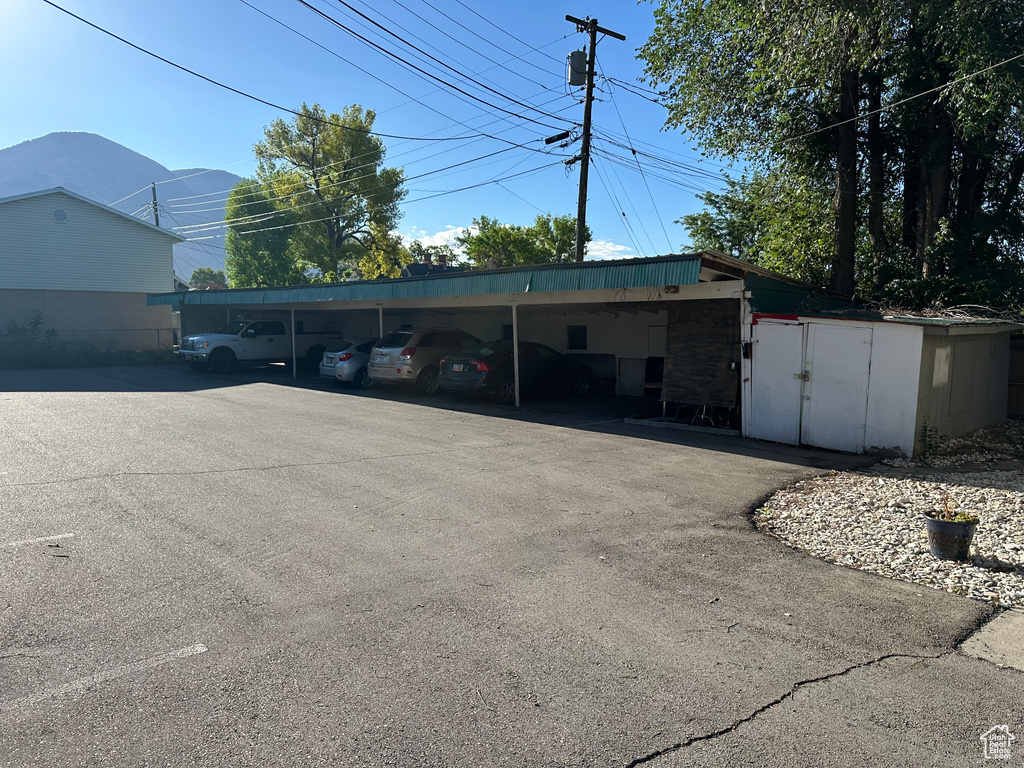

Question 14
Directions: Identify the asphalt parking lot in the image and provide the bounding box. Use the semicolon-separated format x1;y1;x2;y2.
1;365;1020;767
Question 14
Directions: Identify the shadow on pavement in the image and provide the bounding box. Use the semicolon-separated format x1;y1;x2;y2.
0;364;875;472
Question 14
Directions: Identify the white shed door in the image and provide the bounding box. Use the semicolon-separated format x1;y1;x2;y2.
749;322;805;445
800;324;872;453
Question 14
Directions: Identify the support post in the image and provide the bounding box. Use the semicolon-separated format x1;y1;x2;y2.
151;183;160;227
511;302;521;408
565;15;625;262
575;21;597;263
291;308;297;380
378;305;384;337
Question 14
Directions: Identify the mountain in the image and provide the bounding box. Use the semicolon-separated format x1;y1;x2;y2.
0;132;243;277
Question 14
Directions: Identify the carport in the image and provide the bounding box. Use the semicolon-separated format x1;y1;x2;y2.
147;251;849;424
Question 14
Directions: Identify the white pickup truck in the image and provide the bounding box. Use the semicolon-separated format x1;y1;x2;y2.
179;320;340;373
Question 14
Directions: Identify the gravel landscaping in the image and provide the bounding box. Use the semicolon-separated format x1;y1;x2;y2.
755;468;1024;608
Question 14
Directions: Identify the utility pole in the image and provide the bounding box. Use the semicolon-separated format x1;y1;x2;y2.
565;15;624;262
151;182;160;227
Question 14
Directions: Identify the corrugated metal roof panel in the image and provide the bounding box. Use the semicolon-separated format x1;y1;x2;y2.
147;254;703;306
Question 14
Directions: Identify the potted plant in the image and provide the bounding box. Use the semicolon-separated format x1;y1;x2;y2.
924;496;979;561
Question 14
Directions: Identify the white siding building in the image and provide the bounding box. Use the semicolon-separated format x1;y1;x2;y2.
0;187;183;350
747;314;1017;457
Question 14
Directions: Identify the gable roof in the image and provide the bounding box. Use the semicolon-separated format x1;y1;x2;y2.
0;186;185;243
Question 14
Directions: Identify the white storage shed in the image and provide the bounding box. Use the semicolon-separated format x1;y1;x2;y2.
747;313;1019;457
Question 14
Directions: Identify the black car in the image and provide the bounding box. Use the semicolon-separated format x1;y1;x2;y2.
438;340;593;404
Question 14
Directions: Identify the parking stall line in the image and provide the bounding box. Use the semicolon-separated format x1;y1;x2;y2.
6;533;76;547
0;644;209;713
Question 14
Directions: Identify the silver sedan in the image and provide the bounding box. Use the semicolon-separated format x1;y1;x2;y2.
319;339;376;388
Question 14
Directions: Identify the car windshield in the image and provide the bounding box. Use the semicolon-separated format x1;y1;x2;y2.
459;340;510;357
213;321;250;335
325;340;354;353
377;332;413;348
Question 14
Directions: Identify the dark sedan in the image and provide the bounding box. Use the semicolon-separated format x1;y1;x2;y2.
438;340;593;404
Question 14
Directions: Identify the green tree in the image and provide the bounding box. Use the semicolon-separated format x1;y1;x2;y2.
254;103;406;278
224;179;307;288
530;214;582;263
357;224;412;279
681;172;839;290
188;267;227;290
455;214;591;268
641;0;1024;307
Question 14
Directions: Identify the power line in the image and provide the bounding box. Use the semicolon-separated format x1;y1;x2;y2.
297;0;570;131
171;156;397;215
594;126;740;174
39;0;499;143
605;77;662;97
172;145;531;229
408;148;540;193
592;143;718;195
156;162;250;186
453;0;565;66
173;145;567;235
495;182;547;215
108;184;153;207
594;132;732;187
95;1;572;210
168;88;577;209
162;207;226;268
170;97;569;209
783;49;1024;143
600;77;666;107
601;64;674;252
236;0;555;146
590;157;644;258
598;150;657;254
185;160;564;241
406;161;559;205
378;0;554;90
417;0;563;81
173;95;575;211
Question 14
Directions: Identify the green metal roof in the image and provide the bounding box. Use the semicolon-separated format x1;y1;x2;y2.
147;254;704;307
745;273;862;315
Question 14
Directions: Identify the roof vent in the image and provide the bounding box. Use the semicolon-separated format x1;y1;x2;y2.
52;208;69;223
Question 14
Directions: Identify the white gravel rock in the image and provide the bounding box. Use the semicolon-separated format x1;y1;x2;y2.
754;469;1024;608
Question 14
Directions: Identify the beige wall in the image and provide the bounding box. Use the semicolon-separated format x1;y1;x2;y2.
915;331;1010;445
0;288;174;351
0;190;178;293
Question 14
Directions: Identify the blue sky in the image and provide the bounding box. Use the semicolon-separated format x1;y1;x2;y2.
0;0;737;260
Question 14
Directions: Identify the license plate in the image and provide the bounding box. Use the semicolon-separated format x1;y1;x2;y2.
326;357;335;364
183;355;192;362
452;363;464;372
376;354;388;362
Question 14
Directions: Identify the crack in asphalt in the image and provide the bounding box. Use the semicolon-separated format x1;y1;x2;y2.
623;651;952;767
3;449;453;488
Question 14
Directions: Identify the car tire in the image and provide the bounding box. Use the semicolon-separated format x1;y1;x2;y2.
572;371;593;398
417;366;440;395
208;348;236;374
495;379;516;405
354;367;374;389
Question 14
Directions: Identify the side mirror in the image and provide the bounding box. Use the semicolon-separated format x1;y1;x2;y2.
242;329;256;338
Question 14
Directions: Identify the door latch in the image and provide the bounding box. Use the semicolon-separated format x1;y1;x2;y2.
794;370;810;382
